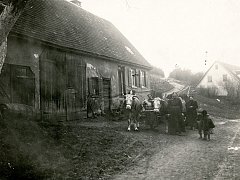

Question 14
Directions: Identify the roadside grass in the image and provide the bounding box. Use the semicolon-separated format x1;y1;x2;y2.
0;115;152;179
195;94;240;119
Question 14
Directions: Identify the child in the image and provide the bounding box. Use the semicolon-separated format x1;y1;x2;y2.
198;110;215;140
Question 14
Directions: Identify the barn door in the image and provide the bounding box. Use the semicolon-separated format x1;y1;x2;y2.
103;78;111;111
40;60;62;115
40;52;67;121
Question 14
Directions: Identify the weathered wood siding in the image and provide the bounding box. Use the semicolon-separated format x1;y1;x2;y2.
1;36;41;108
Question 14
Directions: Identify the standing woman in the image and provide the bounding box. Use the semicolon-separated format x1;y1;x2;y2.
179;96;186;132
186;96;198;130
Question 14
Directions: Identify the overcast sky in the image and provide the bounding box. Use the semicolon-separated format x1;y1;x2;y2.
79;0;240;76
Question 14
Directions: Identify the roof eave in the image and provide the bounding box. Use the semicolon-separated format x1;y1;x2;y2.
9;32;152;70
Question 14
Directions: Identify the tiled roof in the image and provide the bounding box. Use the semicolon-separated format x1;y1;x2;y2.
11;0;151;68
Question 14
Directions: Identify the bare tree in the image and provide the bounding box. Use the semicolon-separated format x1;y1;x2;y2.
0;0;29;73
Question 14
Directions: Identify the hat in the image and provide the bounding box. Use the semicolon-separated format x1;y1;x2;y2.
202;110;207;116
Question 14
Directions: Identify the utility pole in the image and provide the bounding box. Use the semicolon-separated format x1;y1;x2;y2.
205;51;208;66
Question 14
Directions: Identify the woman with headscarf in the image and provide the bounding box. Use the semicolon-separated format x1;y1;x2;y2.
186;96;198;130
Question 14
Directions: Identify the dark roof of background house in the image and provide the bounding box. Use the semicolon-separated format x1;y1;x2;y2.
11;0;151;68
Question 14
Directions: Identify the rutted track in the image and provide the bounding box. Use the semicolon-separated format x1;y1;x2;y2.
113;118;240;180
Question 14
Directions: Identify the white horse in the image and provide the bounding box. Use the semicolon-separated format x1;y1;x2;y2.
153;97;161;112
124;93;142;131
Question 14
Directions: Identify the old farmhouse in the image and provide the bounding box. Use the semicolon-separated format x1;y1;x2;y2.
196;61;240;97
0;0;152;120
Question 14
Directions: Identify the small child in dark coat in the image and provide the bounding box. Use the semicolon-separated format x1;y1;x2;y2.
198;110;215;140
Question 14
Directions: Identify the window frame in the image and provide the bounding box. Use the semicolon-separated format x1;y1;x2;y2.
223;74;227;82
207;75;212;82
89;77;100;96
131;68;137;88
140;70;146;87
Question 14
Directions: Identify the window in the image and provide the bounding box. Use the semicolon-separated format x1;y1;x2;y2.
88;77;99;96
128;68;144;88
208;76;212;82
131;69;137;87
223;74;227;82
0;64;35;106
12;65;34;79
15;67;27;77
140;70;147;87
215;64;218;70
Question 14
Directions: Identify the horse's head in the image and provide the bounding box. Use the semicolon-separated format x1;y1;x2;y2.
125;94;134;109
153;97;161;112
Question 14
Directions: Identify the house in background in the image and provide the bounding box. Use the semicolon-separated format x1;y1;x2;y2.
0;0;152;120
196;61;240;96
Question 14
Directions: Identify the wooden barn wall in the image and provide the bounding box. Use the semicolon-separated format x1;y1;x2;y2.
65;53;86;109
4;36;42;109
40;48;66;115
39;48;86;120
3;35;151;117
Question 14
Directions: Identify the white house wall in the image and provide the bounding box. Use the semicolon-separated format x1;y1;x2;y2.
197;62;238;96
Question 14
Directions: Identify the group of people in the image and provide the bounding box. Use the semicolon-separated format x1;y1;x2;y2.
166;92;215;140
87;89;215;140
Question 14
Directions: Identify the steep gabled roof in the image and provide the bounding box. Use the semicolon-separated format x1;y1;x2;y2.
218;61;240;72
11;0;151;69
218;61;240;82
196;61;240;87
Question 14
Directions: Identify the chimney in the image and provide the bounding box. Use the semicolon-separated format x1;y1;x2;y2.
70;0;82;7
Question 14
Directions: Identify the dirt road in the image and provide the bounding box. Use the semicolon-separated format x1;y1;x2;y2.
113;117;240;180
163;80;185;96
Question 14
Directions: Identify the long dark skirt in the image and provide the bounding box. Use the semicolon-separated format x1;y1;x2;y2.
186;111;197;128
168;114;181;135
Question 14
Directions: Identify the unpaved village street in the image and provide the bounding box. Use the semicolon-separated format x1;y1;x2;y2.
112;117;240;180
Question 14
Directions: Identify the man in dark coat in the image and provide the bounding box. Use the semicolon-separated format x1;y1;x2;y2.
167;92;183;135
186;96;198;130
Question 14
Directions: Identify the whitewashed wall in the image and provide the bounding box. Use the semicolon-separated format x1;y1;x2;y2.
197;62;238;96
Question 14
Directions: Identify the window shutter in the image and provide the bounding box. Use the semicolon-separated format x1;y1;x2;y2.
139;70;142;87
132;69;136;87
144;71;147;87
137;70;141;87
128;68;132;87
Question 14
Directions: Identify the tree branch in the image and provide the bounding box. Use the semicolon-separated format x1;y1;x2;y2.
0;0;30;73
